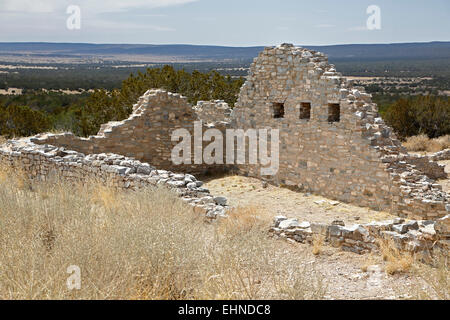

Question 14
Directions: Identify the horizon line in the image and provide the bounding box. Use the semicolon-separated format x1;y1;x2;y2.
0;40;449;48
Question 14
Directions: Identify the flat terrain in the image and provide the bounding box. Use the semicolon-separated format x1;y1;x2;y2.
204;174;448;299
204;175;397;225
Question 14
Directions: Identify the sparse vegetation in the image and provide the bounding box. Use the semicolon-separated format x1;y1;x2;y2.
312;235;325;256
403;134;450;152
377;239;414;275
412;254;449;300
0;165;326;300
382;95;450;139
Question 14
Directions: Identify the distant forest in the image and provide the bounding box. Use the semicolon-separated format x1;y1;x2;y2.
0;63;449;140
0;66;244;137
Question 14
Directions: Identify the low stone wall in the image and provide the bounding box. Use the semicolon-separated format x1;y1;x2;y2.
270;215;450;255
0;139;229;219
430;149;450;161
403;154;447;180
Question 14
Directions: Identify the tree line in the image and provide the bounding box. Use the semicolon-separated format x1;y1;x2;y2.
0;66;245;138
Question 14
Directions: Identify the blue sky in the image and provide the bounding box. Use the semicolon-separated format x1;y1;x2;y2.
1;0;449;46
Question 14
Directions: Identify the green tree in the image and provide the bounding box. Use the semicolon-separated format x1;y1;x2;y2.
0;104;51;138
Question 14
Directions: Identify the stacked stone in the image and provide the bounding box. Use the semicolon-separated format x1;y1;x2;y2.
194;100;232;123
31;89;230;176
270;215;450;255
430;149;450;161
0;140;228;219
233;43;449;220
4;45;449;220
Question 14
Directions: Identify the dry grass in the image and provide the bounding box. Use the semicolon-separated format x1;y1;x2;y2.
0;165;327;300
412;254;449;300
312;235;325;256
377;239;414;275
404;134;450;153
0;136;6;145
360;254;376;273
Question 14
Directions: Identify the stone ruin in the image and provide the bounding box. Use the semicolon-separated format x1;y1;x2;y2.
1;43;449;229
232;43;448;220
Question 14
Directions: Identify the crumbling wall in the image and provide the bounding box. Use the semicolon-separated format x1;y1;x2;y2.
31;90;229;175
403;154;447;180
194;100;232;123
270;215;450;255
1;45;448;221
0;140;228;219
232;44;449;220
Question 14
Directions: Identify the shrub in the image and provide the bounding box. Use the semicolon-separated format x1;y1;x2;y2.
383;96;450;139
0;104;51;138
404;134;450;152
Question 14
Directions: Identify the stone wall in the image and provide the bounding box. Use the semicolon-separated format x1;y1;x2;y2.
194;100;232;123
0;139;228;219
403;154;447;180
1;44;448;221
232;43;449;220
31;90;229;176
270;215;450;255
430;149;450;161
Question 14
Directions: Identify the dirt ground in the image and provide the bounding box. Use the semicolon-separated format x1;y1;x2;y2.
204;174;397;225
275;241;419;300
204;173;447;300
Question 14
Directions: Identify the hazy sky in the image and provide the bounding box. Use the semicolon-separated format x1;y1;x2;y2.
1;0;449;46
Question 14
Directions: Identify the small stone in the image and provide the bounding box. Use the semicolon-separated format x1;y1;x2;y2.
298;221;311;229
279;218;300;229
274;215;287;227
137;164;152;175
214;196;227;206
331;220;345;226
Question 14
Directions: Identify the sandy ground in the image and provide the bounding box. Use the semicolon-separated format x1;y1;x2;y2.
204;174;445;299
204;174;397;225
276;241;419;300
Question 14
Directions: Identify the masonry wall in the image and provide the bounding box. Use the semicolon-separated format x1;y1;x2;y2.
31;90;229;175
232;44;449;219
3;45;448;220
0;140;228;219
194;100;232;123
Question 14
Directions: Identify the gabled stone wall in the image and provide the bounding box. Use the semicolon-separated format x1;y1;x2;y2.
232;43;448;219
1;44;448;220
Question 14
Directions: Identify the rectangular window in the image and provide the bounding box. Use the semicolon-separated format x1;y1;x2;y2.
328;103;340;122
272;102;285;118
300;102;311;120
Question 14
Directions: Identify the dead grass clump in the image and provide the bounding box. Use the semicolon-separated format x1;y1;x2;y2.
0;166;326;300
377;239;414;275
312;235;325;256
404;134;450;153
217;205;270;235
274;263;328;300
0;136;6;145
361;254;377;272
411;253;449;300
